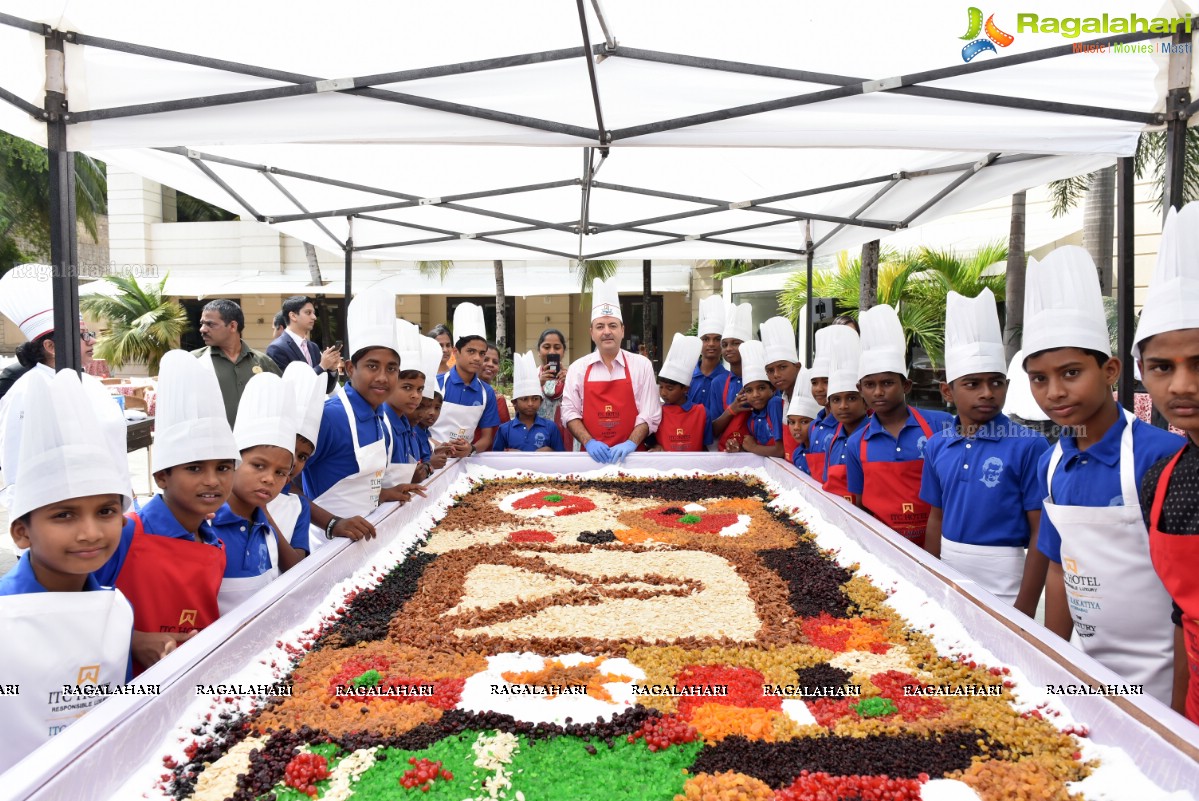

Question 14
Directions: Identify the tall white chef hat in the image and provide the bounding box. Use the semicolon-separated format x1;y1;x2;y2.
760;316;798;366
420;336;443;398
396;318;423;369
723;303;754;343
281;361;326;448
944;288;1007;383
1133;203;1199;360
0;265;55;341
590;277;623;322
153;349;240;472
857;304;907;379
348;291;398;359
233;372;297;455
1002;350;1050;422
739;339;769;386
826;325;863;396
512;351;542;399
659;333;703;386
696;295;727;338
1022;247;1111;359
452;301;488;341
787;367;823;419
11;369;133;520
809;322;834;380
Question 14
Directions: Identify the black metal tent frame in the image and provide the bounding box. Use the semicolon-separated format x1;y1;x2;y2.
0;4;1193;406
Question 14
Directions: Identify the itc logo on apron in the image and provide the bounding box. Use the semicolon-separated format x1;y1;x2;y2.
76;665;100;685
179;609;198;627
901;502;914;513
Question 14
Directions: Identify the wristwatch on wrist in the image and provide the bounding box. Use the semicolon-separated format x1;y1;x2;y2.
325;516;341;540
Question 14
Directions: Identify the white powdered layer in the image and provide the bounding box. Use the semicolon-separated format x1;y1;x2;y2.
921;779;982;801
1068;737;1194;800
718;514;752;537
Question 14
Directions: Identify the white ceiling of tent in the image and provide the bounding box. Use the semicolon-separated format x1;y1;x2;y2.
0;0;1192;259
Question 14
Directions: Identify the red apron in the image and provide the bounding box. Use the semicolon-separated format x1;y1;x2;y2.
858;409;934;547
805;452;827;479
717;375;751;451
658;404;707;452
822;423;855;501
115;513;225;674
783;425;799;462
581;361;643;448
1147;446;1199;723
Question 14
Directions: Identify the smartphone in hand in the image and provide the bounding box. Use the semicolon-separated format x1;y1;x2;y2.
547;353;561;375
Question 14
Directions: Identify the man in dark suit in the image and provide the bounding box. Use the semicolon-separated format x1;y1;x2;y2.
267;295;341;391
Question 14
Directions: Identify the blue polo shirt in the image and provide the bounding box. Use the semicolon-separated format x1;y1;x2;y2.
748;395;785;446
437;369;501;432
789;441;810;474
1037;408;1183;563
302;386;395;500
823;419;861;483
845;406;954;495
210;504;309;578
704;371;743;423
93;495;223;587
494;415;565;452
384;406;422;463
808;408;838;455
687;362;730;408
919;414;1050;548
0;552;107;595
413;425;432;463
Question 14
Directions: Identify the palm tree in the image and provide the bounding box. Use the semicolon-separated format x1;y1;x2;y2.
80;273;188;374
574;259;619;312
1004;191;1027;362
493;259;507;352
779;243;1007;365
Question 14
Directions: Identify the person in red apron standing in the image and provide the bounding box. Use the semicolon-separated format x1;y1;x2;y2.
804;326;843;478
762;316;802;457
920;289;1050;616
709;302;755;451
786;367;823;473
1133;201;1199;719
92;350;239;673
0;370;135;773
726;341;786;457
687;296;730;425
846;304;953;547
562;278;662;463
820;326;866;500
432;303;501;458
1024;246;1182;706
302;291;403;551
651;334;712;452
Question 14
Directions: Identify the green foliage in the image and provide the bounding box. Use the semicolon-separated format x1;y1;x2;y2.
1049;129;1199;217
575;259;619;312
417;261;455;281
80;273;188;373
779;243;1007;366
175;191;237;222
705;259;773;280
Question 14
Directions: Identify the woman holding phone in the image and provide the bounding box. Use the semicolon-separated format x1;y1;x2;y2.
536;329;570;448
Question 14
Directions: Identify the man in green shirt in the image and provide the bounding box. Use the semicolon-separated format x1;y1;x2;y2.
192;299;281;425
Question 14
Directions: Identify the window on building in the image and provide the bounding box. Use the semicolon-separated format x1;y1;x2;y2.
620;295;663;367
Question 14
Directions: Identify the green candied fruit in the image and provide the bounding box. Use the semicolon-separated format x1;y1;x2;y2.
851;697;898;718
544;494;564;503
351;669;382;689
678;514;702;524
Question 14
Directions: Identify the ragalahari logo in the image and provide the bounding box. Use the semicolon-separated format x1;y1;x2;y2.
960;7;1015;62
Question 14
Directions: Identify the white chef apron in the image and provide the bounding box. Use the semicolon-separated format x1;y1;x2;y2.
216;527;279;617
939;538;1026;606
0;588;133;773
1043;409;1175;703
307;389;392;552
430;376;487;446
383;459;417;489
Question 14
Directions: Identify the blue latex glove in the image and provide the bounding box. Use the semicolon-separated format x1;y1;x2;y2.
608;440;637;464
584;439;612;463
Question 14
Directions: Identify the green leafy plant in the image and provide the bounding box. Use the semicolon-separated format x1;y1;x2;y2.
80;273;189;373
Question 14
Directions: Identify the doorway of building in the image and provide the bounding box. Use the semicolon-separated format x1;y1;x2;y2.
446;296;517;348
620;295;663;367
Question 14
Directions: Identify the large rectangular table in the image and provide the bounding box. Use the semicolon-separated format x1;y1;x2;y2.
5;453;1198;799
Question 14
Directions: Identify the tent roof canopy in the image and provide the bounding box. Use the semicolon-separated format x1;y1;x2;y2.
0;0;1193;260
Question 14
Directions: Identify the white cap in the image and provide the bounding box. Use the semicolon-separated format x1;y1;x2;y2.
452;302;488;340
420;336;443;398
512;351;541;399
590;277;623;322
11;369;133;520
760;316;798;366
857;304;907;379
1022;247;1111;359
739;340;769;386
281;361;326;448
0;265;55;341
787;368;823;419
1004;350;1050;422
944;288;1007;383
396;318;423;369
234;372;297;455
826;325;862;397
1133;203;1199;360
348;291;398;359
153;350;240;472
659;333;703;386
809;322;833;380
696;295;726;338
724;303;753;343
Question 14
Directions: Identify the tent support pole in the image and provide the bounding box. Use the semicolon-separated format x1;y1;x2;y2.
1162;29;1192;220
1116;157;1136;411
812;176;903;251
343;217;353;359
575;0;609;141
261;172;344;249
901;154;998;226
45;29;81;373
804;225;814;366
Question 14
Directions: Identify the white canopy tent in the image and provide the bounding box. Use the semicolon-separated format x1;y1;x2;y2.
0;0;1195;389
